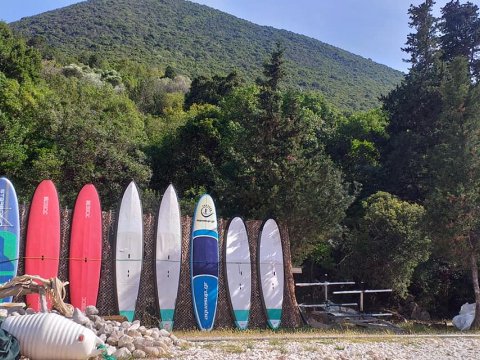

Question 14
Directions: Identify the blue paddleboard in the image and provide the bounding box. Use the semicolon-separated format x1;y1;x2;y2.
0;177;20;302
191;194;219;331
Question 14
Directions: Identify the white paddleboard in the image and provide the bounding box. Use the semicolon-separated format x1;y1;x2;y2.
115;181;143;322
258;219;284;329
225;217;251;330
155;184;181;331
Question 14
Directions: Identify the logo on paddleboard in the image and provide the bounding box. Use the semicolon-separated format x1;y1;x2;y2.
0;189;5;227
200;204;213;218
85;200;91;218
203;282;209;320
42;196;49;215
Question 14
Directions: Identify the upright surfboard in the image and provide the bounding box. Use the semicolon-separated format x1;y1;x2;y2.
69;184;102;312
25;180;60;311
155;184;181;331
115;181;143;322
225;217;251;330
258;219;284;329
191;194;218;331
0;177;20;302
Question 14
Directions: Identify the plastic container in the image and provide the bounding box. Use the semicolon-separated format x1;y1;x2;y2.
1;313;103;359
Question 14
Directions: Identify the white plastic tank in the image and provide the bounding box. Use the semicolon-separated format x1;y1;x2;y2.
1;313;103;360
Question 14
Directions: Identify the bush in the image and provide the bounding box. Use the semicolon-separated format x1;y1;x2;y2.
342;191;430;298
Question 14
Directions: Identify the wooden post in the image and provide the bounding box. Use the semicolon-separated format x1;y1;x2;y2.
39;287;48;313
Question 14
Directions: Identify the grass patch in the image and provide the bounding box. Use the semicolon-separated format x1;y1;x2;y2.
173;320;480;341
220;344;245;354
397;321;456;334
303;345;318;352
269;338;284;346
178;342;191;351
200;343;215;350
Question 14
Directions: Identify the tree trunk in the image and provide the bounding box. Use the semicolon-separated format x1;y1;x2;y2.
469;249;480;329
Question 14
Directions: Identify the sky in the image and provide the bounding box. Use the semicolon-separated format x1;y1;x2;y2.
1;0;479;72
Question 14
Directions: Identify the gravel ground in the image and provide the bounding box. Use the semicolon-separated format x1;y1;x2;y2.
169;337;480;360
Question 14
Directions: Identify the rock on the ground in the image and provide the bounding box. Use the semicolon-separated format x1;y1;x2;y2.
85;305;99;316
72;308;90;325
132;349;146;358
113;347;131;359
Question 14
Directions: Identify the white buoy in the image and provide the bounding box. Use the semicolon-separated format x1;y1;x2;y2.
1;313;103;360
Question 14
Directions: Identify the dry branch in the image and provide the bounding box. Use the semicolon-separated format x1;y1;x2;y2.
0;275;73;317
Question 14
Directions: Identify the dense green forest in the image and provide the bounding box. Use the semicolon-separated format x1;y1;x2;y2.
2;0;480;323
9;0;403;112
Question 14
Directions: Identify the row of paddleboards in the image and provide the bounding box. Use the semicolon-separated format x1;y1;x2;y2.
0;178;285;331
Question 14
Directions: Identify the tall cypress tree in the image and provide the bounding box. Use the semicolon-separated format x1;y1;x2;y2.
425;57;480;328
439;0;480;79
402;0;438;72
382;0;442;202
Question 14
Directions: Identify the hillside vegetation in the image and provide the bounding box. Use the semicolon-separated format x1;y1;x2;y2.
10;0;403;111
4;0;480;321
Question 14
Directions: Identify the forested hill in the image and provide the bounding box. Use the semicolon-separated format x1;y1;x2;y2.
10;0;403;111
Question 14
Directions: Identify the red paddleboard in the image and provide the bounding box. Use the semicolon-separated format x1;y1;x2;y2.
25;180;61;311
69;184;102;312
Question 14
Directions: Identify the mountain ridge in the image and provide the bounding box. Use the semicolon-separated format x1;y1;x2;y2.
10;0;404;111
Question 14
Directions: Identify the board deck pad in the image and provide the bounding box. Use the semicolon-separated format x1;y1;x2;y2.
25;180;60;311
69;184;102;312
0;177;20;302
258;219;284;329
115;181;143;322
225;217;251;330
155;184;182;331
191;194;218;331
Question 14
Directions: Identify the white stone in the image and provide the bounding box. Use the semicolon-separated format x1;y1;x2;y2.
106;336;118;346
154;339;170;352
144;346;160;357
132;349;146;358
85;305;99;316
100;323;114;335
127;329;141;337
118;334;134;348
112;329;124;338
121;321;130;328
125;342;135;352
143;339;154;348
143;335;154;342
113;347;131;359
72;308;90;325
129;322;140;331
133;337;145;346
